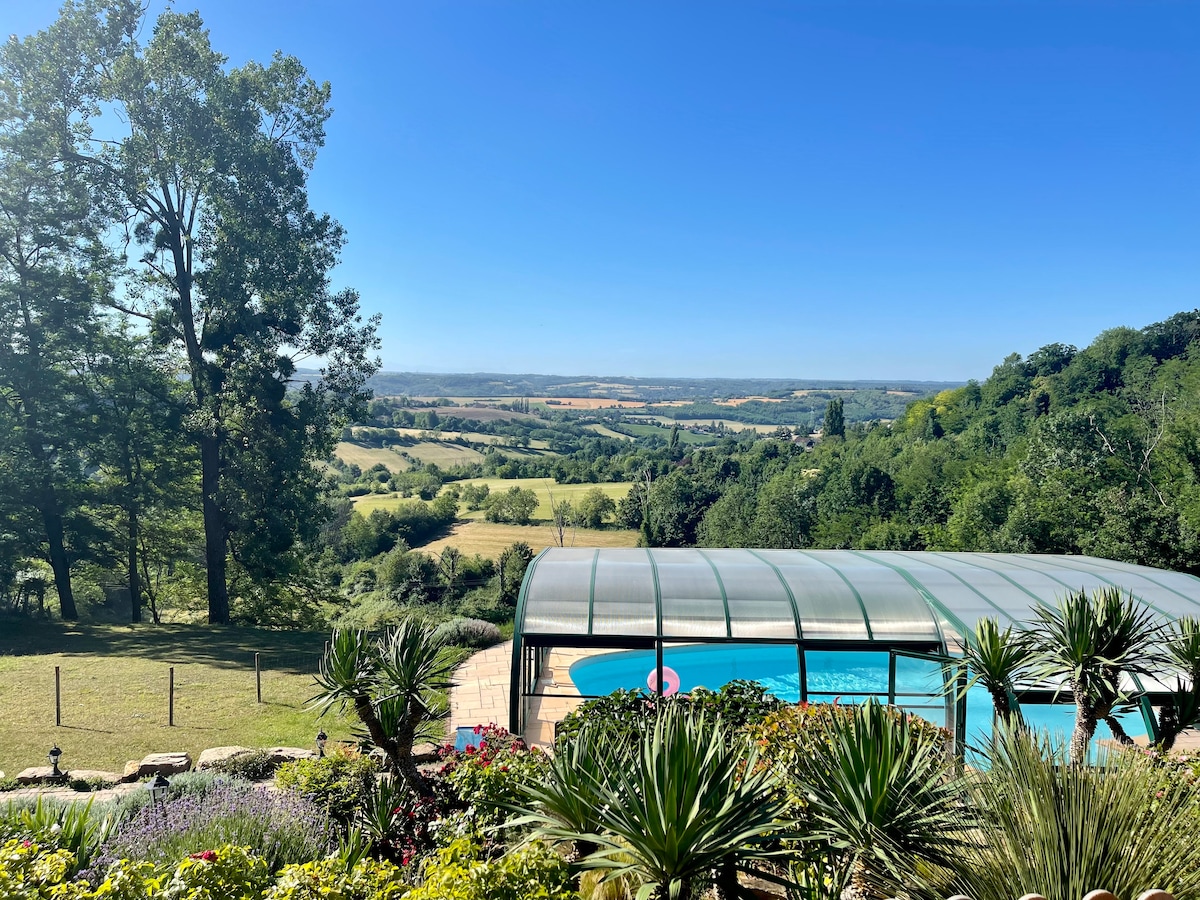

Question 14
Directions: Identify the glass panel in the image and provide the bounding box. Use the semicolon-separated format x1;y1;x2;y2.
591;549;657;637
805;650;890;697
703;549;798;639
1024;555;1200;621
568;643;801;701
756;550;870;641
522;548;595;635
823;554;941;643
652;548;728;638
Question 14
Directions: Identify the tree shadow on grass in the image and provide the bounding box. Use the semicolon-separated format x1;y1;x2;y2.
0;619;328;675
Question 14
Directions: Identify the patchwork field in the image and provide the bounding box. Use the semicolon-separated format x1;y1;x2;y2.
617;422;718;444
585;423;633;440
418;520;640;557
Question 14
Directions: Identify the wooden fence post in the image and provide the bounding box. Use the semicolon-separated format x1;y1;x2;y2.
55;666;61;726
255;652;262;704
168;666;175;726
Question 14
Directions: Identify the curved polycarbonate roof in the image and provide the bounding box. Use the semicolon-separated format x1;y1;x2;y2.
517;548;1200;652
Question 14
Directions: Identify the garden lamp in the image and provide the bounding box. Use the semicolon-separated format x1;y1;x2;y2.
47;745;63;778
148;773;170;807
316;730;327;757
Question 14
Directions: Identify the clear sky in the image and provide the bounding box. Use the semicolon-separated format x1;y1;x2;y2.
9;1;1199;381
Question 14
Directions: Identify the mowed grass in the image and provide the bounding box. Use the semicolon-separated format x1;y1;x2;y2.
334;442;411;473
617;422;718;445
585;424;633;440
419;521;640;557
0;622;351;776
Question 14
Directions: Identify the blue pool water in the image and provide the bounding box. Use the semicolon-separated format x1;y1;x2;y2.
568;643;1146;747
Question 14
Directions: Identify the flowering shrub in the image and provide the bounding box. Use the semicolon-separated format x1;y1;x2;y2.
89;783;332;877
401;838;574;900
160;845;269;900
265;856;408;900
435;724;548;845
274;750;379;826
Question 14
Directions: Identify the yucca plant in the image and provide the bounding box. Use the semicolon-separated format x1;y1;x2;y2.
791;699;965;898
957;617;1034;727
950;727;1200;900
1156;615;1200;751
565;705;790;900
1028;586;1164;765
310;621;455;795
508;720;618;864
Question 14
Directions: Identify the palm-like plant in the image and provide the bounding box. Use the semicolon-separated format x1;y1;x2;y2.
792;699;965;898
310;620;455;795
950;727;1200;900
958;617;1034;727
533;705;790;900
1156;615;1200;751
1028;586;1163;765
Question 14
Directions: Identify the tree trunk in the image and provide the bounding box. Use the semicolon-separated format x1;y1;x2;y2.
1103;714;1136;746
39;490;77;621
128;507;141;623
200;432;230;624
1070;693;1097;766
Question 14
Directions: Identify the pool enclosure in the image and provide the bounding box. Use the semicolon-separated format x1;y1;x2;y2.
509;548;1200;748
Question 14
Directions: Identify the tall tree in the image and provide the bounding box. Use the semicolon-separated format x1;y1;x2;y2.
0;72;111;619
824;397;845;438
16;3;380;622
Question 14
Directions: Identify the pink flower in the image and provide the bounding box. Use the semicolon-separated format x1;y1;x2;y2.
189;850;218;862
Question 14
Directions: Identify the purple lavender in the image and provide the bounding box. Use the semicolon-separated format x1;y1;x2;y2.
85;781;332;881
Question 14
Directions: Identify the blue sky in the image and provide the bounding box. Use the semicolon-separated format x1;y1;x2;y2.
11;1;1200;381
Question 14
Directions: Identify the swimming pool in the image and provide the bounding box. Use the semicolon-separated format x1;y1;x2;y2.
568;643;1146;746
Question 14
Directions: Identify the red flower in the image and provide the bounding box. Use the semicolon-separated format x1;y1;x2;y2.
189;850;218;862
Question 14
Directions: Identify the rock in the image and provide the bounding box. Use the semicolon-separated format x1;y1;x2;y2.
413;743;439;764
15;766;64;785
261;747;318;766
121;760;141;783
197;746;253;770
136;752;192;777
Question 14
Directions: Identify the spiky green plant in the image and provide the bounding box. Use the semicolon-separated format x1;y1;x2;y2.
1028;586;1164;764
1157;616;1200;751
950;727;1200;900
310;621;455;795
791;699;964;898
576;705;790;900
958;617;1033;727
508;721;617;864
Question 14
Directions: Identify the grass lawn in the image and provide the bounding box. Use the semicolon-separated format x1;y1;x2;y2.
0;621;356;777
448;478;633;521
617;422;718;444
418;520;640;557
585;424;633;440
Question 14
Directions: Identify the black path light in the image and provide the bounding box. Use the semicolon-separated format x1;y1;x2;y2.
316;730;327;758
148;773;171;807
47;745;65;781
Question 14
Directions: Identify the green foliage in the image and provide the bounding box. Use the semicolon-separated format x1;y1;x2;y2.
265;856;408;900
432;617;504;650
956;617;1034;726
786;699;963;896
0;838;78;899
207;751;278;782
7;796;117;874
951;729;1200;900
482;487;540;524
275;751;379;825
402;838;575;900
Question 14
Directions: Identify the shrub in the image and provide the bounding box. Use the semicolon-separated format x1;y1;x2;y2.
4;796;118;874
207;750;279;782
265;855;408;900
162;845;271;900
0;838;77;898
556;680;785;752
115;772;240;822
432;617;502;650
950;729;1200;900
275;750;379;826
402;837;574;900
90;782;332;876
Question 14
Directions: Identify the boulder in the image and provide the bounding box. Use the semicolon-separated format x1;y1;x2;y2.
15;766;64;785
64;769;122;785
136;752;192;777
261;747;318;766
197;746;253;770
121;760;141;783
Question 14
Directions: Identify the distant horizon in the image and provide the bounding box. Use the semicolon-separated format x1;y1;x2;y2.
362;368;963;386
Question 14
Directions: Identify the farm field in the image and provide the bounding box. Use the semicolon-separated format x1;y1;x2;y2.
447;477;633;521
419;521;640;557
333;442;411;472
618;422;718;444
646;416;786;434
0;623;335;776
402;404;538;422
585;423;633;440
389;428;553;451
